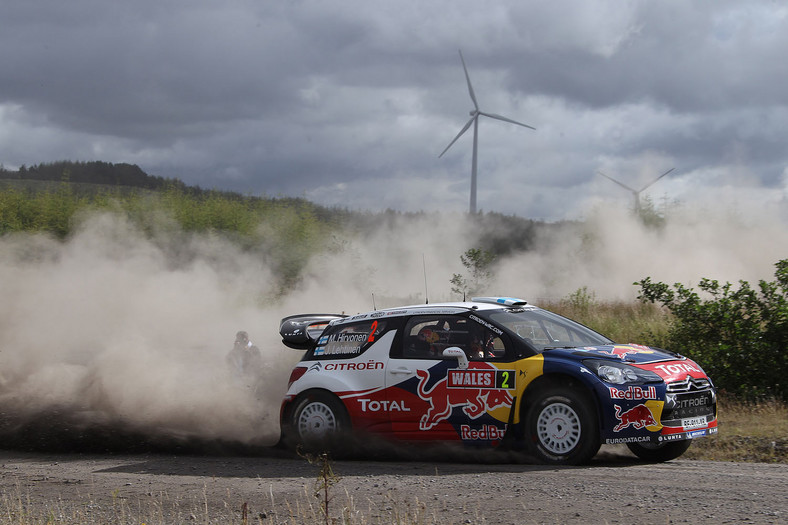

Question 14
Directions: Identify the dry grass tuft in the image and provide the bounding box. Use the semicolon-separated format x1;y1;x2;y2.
686;396;788;463
540;296;672;347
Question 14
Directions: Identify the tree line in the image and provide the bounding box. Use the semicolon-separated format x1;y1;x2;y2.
1;160;191;192
0;160;547;253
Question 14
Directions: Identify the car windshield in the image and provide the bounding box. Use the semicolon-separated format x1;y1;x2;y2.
484;307;612;352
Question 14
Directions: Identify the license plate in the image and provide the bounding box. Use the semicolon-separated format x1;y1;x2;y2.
682;416;706;430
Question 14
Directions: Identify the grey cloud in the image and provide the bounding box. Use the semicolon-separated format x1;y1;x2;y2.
1;0;787;219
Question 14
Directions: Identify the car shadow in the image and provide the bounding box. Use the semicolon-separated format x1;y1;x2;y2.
0;409;646;476
91;440;645;479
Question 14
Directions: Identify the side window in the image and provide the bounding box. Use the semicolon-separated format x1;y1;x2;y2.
402;316;453;358
510;318;548;344
511;317;581;347
311;319;386;359
401;315;509;361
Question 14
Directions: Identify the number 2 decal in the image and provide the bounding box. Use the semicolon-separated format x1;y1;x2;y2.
493;370;516;389
368;320;378;342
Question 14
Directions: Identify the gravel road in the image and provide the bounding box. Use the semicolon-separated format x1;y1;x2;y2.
2;446;786;524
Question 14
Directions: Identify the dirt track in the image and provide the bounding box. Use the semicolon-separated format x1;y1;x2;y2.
2;446;787;524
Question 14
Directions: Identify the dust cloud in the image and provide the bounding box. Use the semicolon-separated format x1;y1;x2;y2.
494;203;788;302
0;200;784;452
0;212;292;450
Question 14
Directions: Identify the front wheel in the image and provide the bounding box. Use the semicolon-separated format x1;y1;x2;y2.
525;387;600;465
627;439;692;462
284;391;350;450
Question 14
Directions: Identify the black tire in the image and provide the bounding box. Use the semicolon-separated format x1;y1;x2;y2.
284;391;350;450
627;439;692;462
525;387;600;465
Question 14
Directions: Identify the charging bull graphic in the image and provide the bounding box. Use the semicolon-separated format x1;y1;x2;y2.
613;403;657;432
597;345;654;360
415;367;513;431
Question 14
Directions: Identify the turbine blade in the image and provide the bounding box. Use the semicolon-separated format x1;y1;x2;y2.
596;171;637;193
439;116;476;158
639;167;675;192
458;50;479;111
479;111;536;130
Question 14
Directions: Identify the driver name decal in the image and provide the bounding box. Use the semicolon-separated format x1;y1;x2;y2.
315;321;385;355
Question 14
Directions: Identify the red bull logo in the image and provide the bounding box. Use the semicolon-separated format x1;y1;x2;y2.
416;365;514;431
597;345;653;359
613;403;658;432
460;424;506;441
608;385;657;400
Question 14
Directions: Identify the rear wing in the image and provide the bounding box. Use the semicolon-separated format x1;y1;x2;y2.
279;313;347;350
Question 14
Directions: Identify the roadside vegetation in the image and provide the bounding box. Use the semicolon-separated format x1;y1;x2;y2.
1;483;438;525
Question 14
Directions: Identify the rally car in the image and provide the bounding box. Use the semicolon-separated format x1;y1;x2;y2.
278;297;717;464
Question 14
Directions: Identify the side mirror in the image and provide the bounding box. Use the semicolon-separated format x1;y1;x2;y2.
442;347;469;369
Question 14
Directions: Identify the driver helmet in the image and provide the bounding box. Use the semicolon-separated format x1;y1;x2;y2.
418;327;439;344
235;331;249;346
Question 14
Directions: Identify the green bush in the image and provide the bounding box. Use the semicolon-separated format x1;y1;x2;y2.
636;260;788;401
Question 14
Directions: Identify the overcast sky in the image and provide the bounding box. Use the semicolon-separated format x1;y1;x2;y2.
2;0;787;221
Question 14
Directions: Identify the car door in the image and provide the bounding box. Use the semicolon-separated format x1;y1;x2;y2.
384;314;514;443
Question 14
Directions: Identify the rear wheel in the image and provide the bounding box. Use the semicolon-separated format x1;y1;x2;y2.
526;387;600;465
284;391;350;450
627;439;692;462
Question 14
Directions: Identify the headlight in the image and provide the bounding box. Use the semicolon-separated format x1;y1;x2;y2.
583;359;662;385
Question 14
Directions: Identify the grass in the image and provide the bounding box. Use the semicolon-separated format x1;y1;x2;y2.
0;483;438;525
685;396;788;463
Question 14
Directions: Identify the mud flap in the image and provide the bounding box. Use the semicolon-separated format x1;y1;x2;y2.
500;395;522;447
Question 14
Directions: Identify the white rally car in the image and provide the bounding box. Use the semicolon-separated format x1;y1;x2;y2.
279;297;717;465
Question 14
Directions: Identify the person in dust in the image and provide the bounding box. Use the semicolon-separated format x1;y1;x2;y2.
226;330;263;393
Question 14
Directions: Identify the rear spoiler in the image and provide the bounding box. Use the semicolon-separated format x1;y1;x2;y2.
279;313;347;350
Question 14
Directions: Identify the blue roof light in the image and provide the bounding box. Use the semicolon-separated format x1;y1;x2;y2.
471;296;528;306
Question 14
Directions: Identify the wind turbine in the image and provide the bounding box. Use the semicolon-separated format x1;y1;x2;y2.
596;168;675;212
439;50;535;214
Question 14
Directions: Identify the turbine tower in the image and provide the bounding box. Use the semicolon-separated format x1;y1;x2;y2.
596;168;675;212
439;50;535;214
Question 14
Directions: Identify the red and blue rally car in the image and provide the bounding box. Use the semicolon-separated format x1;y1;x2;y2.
279;297;717;464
